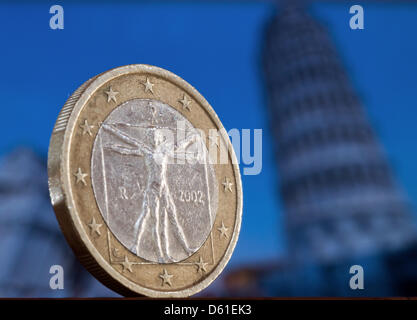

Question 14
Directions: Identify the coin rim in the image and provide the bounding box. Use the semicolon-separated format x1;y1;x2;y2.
48;64;243;297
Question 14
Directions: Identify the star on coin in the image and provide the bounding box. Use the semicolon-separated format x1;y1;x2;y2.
179;94;191;111
121;255;134;273
87;217;102;236
80;119;94;136
159;268;173;286
208;134;219;147
222;177;233;192
105;86;119;103
74;168;88;186
143;77;154;94
217;221;229;239
195;256;208;274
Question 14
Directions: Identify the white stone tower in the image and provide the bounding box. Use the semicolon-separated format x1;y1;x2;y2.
263;2;416;264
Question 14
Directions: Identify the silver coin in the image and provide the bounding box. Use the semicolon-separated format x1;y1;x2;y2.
91;98;218;263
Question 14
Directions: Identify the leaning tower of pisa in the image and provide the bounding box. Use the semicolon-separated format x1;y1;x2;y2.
263;2;416;264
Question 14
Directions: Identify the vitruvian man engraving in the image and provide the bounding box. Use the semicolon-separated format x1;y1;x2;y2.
102;123;201;262
91;99;218;264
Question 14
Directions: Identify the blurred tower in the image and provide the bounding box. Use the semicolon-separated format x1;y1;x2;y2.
263;2;416;265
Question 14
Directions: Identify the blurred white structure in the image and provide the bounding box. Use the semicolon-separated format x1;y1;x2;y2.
263;2;417;264
0;148;117;297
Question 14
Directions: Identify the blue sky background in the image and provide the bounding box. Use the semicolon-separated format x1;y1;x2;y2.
0;1;416;268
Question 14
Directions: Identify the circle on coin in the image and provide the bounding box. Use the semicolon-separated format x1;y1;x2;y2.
91;99;219;263
48;64;242;297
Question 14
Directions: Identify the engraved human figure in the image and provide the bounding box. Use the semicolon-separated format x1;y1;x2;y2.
102;123;202;263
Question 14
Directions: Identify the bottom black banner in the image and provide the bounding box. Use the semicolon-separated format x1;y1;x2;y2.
0;298;414;318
